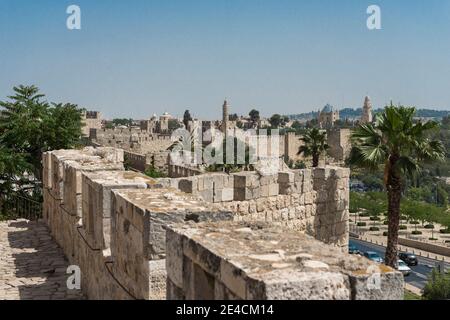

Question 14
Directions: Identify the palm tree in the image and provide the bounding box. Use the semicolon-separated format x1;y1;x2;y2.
349;105;445;267
297;128;329;167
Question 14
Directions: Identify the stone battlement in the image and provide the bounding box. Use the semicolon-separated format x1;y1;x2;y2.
166;221;404;300
42;147;404;300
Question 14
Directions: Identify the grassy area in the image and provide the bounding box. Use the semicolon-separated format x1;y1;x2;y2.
404;290;421;300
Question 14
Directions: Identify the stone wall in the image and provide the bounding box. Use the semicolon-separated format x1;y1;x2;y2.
42;146;403;300
43;147;232;300
326;128;352;162
163;167;350;248
81;111;102;137
91;128;173;154
166;221;404;300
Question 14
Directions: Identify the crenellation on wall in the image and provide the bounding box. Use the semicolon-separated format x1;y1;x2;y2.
81;170;156;252
41;146;403;300
110;188;233;299
163;167;349;248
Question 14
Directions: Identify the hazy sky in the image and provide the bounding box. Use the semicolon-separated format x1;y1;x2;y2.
1;0;450;119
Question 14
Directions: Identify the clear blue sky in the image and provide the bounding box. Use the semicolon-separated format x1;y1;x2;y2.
1;0;450;119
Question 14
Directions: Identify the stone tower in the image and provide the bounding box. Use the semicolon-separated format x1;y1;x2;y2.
361;96;373;124
222;99;229;133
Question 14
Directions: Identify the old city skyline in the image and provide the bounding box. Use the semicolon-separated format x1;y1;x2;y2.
2;0;450;119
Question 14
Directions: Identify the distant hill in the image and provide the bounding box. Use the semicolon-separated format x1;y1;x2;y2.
287;108;449;120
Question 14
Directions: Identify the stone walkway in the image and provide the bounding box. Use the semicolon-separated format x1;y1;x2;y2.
0;219;84;300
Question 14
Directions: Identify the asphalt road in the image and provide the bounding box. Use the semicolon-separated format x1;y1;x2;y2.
349;238;450;290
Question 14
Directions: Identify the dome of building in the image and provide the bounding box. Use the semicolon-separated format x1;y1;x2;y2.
322;104;334;113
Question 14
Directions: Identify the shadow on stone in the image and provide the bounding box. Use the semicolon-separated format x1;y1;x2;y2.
5;220;84;300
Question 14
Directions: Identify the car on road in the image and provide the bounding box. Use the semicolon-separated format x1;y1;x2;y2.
399;253;418;266
364;251;384;263
398;260;411;276
348;244;361;255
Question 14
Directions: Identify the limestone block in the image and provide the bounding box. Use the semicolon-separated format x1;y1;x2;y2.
268;184;279;197
233;172;259;188
349;272;404;300
278;172;294;184
260;185;269;198
82;170;155;250
63;159;123;217
199;190;214;203
112;189;232;299
50;149;101;200
304;192;314;205
178;178;197;194
214;188;234;203
166;221;404;300
94;147;124;163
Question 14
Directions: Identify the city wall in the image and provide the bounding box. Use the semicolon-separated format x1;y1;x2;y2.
42;147;403;300
161;167;350;247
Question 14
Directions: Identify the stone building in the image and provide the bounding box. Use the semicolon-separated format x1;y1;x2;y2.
81;111;102;137
140;112;177;134
159;112;172;133
361;96;373;124
326;128;352;163
318;104;340;128
222;99;229;133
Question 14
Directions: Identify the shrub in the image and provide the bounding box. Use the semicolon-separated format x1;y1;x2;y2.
370;227;380;231
423;269;450;300
424;224;435;229
429;238;438;241
144;166;167;178
359;213;370;217
370;216;381;221
410;221;420;225
383;231;389;236
399;225;408;230
440;229;450;234
357;222;367;227
383;220;389;225
411;231;423;235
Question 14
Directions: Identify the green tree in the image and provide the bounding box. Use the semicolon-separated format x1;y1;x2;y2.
112;118;133;127
297;128;329;168
269;114;282;128
423;269;450;300
229;113;239;121
0;85;49;178
45;103;83;150
349;105;445;268
168;119;182;132
249;109;260;127
436;183;448;207
0;85;83;184
183;110;192;129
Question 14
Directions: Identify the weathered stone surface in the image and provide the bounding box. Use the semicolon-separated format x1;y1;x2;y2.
40;147;357;301
82;170;155;251
166;221;404;300
110;188;233;299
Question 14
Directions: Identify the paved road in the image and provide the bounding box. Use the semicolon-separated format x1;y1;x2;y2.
350;238;450;290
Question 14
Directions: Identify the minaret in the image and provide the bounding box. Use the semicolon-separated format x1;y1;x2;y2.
361;96;373;124
222;99;229;133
